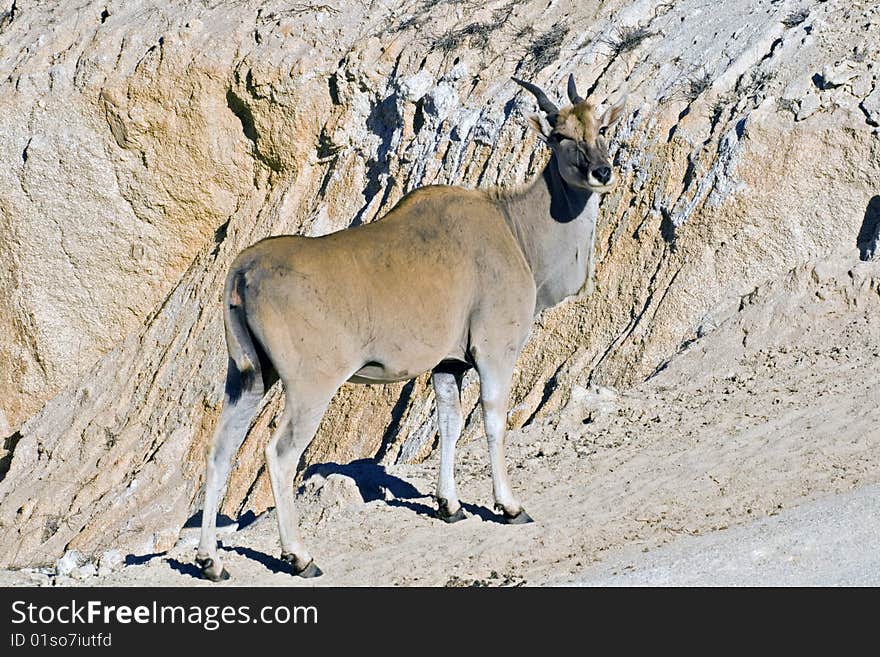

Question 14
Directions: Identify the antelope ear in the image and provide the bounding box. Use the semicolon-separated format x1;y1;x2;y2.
526;112;553;140
600;94;628;128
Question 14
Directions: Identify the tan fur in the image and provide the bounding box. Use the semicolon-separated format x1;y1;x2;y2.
554;101;600;142
196;76;626;580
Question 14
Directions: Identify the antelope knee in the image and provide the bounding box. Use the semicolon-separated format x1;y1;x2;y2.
484;414;507;439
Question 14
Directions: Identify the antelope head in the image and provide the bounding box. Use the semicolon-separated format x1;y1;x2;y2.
513;74;627;194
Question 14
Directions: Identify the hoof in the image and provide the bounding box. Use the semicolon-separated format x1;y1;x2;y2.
196;556;230;582
436;498;466;523
437;507;467;523
502;509;534;525
297;561;324;578
281;552;324;578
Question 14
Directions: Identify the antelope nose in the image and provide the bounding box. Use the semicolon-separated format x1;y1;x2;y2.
593;167;612;184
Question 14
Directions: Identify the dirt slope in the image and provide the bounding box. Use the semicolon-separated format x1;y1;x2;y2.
2;251;876;586
3;0;880;568
559;484;880;586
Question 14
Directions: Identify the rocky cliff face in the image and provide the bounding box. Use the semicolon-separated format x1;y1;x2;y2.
1;0;878;567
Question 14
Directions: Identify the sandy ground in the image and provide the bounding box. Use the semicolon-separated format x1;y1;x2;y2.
560;483;880;586
2;253;878;587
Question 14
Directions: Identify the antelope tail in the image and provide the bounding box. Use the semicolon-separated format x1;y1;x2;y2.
223;270;261;403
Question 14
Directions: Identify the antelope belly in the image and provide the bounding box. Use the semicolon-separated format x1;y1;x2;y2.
349;362;414;384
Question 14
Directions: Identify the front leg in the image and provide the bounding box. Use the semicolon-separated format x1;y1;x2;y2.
474;354;533;525
432;368;466;523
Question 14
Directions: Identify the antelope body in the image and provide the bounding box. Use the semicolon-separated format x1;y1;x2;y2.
196;75;626;580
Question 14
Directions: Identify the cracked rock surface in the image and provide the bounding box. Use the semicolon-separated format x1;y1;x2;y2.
1;0;878;568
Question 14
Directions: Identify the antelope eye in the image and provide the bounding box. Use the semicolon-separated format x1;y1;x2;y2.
598;126;608;136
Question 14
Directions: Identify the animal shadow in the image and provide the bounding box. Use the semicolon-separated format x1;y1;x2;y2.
301;458;421;502
166;558;205;580
123;551;165;566
385;498;439;518
122;552;204;580
386;500;511;523
181;509;262;532
461;502;510;524
220;544;299;576
303;459;509;523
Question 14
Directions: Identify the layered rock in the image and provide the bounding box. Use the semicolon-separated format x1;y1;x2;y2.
1;0;878;566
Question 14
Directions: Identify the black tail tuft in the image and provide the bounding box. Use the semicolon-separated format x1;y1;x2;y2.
222;270;262;404
223;356;256;405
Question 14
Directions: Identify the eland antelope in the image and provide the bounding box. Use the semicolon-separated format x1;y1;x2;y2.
196;74;626;580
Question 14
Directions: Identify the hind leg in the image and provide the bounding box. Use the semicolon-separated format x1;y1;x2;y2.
196;361;265;581
432;368;466;522
265;387;334;577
